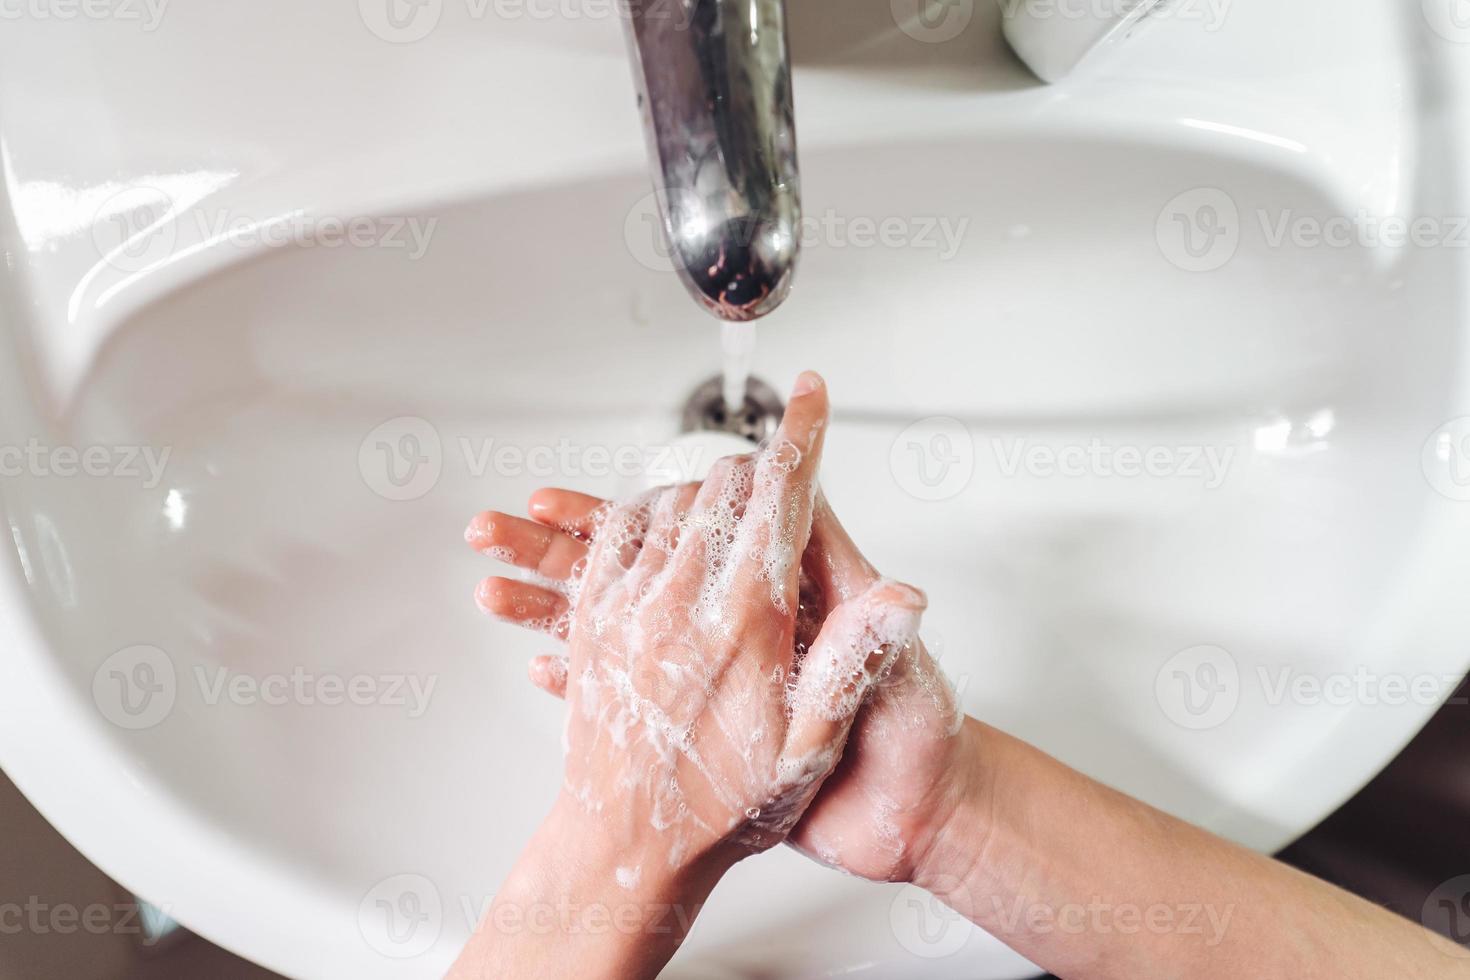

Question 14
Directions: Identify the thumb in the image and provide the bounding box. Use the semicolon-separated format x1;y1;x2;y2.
781;580;927;766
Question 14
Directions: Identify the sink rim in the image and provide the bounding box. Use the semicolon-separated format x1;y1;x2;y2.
3;4;1470;978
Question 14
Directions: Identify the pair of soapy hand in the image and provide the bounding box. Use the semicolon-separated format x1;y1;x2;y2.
465;372;965;883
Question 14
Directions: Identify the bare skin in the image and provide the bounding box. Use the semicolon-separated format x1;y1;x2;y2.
451;372;1470;980
449;373;931;977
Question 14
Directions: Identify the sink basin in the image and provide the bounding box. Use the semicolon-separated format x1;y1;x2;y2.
3;2;1470;977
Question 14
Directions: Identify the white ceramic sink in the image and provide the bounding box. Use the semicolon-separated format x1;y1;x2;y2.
4;2;1470;977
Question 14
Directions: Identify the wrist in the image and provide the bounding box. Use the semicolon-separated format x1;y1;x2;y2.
908;717;1001;904
454;797;738;980
541;791;740;901
517;793;738;934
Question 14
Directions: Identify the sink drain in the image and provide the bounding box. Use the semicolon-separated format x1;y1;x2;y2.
680;375;784;444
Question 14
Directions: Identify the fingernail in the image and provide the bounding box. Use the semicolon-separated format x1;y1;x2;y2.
464;513;493;546
474;578;497;611
890;583;928;611
865;579;927;613
865;601;923;651
531;654;570;688
792;371;823;397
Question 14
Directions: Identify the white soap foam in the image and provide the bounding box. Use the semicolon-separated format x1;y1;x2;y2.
615;865;643;891
551;435;954;865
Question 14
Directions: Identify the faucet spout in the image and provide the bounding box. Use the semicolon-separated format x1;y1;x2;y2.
623;0;800;322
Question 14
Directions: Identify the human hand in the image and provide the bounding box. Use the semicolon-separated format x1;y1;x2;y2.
785;499;971;883
463;372;1470;980
467;376;971;887
467;372;925;877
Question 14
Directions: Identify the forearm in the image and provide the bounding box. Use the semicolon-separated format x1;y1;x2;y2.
915;719;1468;980
447;797;734;980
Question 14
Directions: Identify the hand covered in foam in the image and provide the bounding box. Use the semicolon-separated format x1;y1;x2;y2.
785;500;968;883
467;373;925;871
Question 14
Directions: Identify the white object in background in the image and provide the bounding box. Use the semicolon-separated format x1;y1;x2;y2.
1001;0;1172;82
626;431;756;496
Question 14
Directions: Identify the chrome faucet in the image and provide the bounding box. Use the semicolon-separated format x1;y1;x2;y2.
623;0;800;321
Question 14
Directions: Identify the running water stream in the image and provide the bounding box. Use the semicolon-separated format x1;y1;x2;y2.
721;322;757;414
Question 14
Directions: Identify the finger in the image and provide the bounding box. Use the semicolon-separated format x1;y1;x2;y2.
669;455;755;598
474;576;572;638
465;510;588;581
687;452;755;518
740;371;831;610
765;370;830;489
629;481;700;591
805;493;881;603
577;492;658;603
528;655;570;699
782;580;926;763
528;488;608;540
